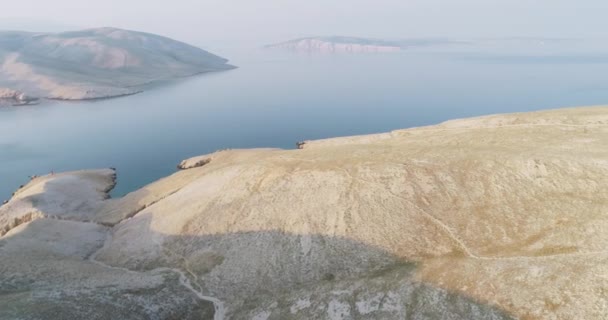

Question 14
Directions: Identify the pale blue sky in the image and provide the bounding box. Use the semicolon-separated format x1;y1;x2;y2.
1;1;607;48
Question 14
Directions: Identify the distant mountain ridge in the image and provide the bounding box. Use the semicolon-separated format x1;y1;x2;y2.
0;27;235;104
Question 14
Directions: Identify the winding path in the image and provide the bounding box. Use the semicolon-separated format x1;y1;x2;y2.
88;232;226;320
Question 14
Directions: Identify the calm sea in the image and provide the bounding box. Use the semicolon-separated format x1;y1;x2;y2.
2;42;608;200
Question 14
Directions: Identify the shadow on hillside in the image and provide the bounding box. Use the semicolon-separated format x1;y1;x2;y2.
94;213;517;320
0;217;215;320
1;174;517;319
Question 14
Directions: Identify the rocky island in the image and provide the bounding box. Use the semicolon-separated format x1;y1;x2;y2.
266;36;404;53
266;36;460;53
1;107;607;319
0;28;234;104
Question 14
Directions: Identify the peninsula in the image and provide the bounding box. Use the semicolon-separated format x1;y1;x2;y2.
0;28;234;104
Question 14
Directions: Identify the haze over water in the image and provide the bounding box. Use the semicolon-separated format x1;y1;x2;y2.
3;42;608;200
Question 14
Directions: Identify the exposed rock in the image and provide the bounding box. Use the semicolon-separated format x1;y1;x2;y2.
178;157;212;170
0;169;116;236
0;28;235;103
0;218;214;320
177;149;279;170
1;106;608;319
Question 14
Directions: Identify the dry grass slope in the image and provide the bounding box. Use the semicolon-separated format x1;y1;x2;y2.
1;106;607;319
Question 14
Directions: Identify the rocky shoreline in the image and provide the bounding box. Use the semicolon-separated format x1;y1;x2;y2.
46;89;144;102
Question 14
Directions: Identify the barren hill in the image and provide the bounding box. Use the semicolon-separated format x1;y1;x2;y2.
0;27;234;104
1;107;607;319
265;36;459;53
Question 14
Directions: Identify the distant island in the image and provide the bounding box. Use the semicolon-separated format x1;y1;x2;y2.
266;36;461;53
0;28;235;105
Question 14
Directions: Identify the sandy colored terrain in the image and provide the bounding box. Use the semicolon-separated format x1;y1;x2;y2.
1;106;607;319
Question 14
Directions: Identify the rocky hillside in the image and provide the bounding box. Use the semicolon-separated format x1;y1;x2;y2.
1;107;607;319
0;28;234;103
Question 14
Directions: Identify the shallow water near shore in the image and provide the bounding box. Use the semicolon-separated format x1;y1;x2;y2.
3;44;608;201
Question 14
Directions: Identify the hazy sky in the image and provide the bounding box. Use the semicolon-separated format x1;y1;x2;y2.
2;1;607;48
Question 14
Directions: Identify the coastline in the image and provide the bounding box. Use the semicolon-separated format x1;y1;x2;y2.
45;90;144;102
8;65;239;105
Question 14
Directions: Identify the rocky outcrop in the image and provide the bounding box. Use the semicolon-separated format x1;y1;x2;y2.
1;106;608;319
0;169;116;236
0;28;235;103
